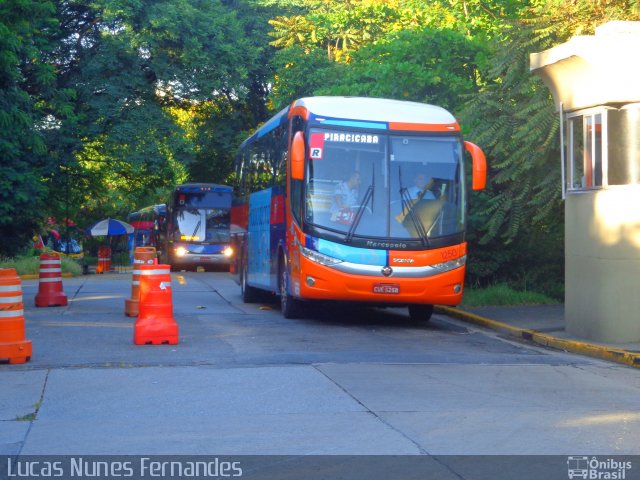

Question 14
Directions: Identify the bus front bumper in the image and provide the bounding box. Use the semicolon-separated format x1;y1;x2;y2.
172;253;232;266
295;257;465;306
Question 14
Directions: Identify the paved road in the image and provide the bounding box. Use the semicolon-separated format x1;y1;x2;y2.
2;272;640;464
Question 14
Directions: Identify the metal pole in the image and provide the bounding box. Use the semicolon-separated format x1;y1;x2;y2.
560;102;566;200
66;161;71;254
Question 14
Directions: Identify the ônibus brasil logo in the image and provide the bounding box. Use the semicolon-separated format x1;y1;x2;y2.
567;456;632;479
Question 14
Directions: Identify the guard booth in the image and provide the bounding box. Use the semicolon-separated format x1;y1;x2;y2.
530;22;640;343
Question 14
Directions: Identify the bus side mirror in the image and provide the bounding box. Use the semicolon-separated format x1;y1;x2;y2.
465;141;486;191
291;131;305;181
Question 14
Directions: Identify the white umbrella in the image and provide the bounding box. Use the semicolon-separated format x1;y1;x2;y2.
87;218;134;237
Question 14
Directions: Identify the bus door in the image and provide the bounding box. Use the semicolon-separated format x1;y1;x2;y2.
247;185;286;292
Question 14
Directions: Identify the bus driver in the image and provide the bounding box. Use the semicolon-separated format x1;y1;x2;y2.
331;171;361;222
408;173;437;200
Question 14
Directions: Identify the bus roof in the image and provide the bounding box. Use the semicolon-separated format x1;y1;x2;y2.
175;183;233;193
130;204;166;218
293;97;458;127
241;97;459;148
139;204;166;214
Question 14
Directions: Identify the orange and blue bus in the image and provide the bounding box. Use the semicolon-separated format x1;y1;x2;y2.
232;97;486;320
161;183;234;269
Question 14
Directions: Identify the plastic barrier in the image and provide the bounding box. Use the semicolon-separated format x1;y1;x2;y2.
96;246;111;274
125;246;157;317
0;268;32;364
34;252;68;307
134;264;178;345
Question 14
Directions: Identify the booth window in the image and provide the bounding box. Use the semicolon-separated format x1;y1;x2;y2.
565;104;640;194
566;110;604;192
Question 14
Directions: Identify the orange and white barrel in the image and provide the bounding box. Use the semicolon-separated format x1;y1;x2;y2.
34;252;68;307
96;246;111;274
134;264;178;345
0;268;32;364
125;246;157;317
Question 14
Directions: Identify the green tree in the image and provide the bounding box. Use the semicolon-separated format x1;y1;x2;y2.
0;0;59;255
187;0;279;184
41;0;259;226
318;28;487;112
266;0;525;110
462;0;640;294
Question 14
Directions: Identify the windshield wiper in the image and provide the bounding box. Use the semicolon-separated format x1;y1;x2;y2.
191;217;202;240
346;167;375;243
398;167;429;246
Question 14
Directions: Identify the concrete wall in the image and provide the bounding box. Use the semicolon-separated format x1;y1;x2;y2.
565;186;640;342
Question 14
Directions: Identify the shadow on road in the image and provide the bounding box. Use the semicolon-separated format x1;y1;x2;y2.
257;297;469;334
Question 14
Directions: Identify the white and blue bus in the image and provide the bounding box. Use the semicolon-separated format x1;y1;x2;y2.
161;183;234;269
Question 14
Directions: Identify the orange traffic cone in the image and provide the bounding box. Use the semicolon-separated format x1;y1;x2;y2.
125;247;157;317
0;268;32;364
34;253;68;307
134;264;178;345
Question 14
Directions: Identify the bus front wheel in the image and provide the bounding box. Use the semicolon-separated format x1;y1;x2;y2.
279;258;303;319
408;304;433;323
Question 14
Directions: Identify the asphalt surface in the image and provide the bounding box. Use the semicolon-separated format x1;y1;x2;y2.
2;272;640;479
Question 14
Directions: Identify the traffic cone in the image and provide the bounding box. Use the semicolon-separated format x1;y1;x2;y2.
134;264;178;345
0;268;32;364
34;252;68;307
125;246;157;317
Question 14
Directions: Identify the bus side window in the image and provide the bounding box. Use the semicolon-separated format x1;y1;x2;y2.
273;124;288;187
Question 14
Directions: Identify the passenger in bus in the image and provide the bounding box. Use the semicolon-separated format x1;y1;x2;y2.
330;171;361;223
408;173;437;200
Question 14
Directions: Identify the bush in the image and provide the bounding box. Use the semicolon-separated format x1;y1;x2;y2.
112;251;131;266
0;254;82;276
461;283;558;307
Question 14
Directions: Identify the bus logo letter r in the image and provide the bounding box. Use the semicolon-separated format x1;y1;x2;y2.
309;133;324;160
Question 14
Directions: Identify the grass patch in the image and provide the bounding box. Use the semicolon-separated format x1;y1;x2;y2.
462;283;558;307
15;401;42;422
15;412;37;422
0;254;82;276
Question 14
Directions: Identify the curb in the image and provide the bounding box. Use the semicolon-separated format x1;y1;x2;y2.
435;306;640;369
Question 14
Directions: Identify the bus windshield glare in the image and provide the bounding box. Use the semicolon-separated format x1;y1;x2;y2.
174;208;230;243
304;128;465;242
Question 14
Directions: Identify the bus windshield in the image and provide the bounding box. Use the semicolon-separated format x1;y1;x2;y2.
173;208;230;243
304;128;465;242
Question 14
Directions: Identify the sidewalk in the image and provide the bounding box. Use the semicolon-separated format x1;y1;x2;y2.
436;304;640;368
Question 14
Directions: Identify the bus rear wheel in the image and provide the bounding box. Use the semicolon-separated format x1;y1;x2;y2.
408;304;433;323
279;258;303;319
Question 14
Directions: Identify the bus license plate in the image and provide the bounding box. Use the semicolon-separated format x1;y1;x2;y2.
373;283;400;294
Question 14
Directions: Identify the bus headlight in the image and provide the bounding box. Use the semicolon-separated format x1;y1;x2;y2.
432;255;466;273
175;246;188;257
223;246;234;257
299;245;343;266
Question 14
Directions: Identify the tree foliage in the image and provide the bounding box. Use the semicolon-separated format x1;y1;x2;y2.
461;0;640;293
318;28;487;112
3;0;640;297
0;0;263;256
267;0;522;110
0;0;58;255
